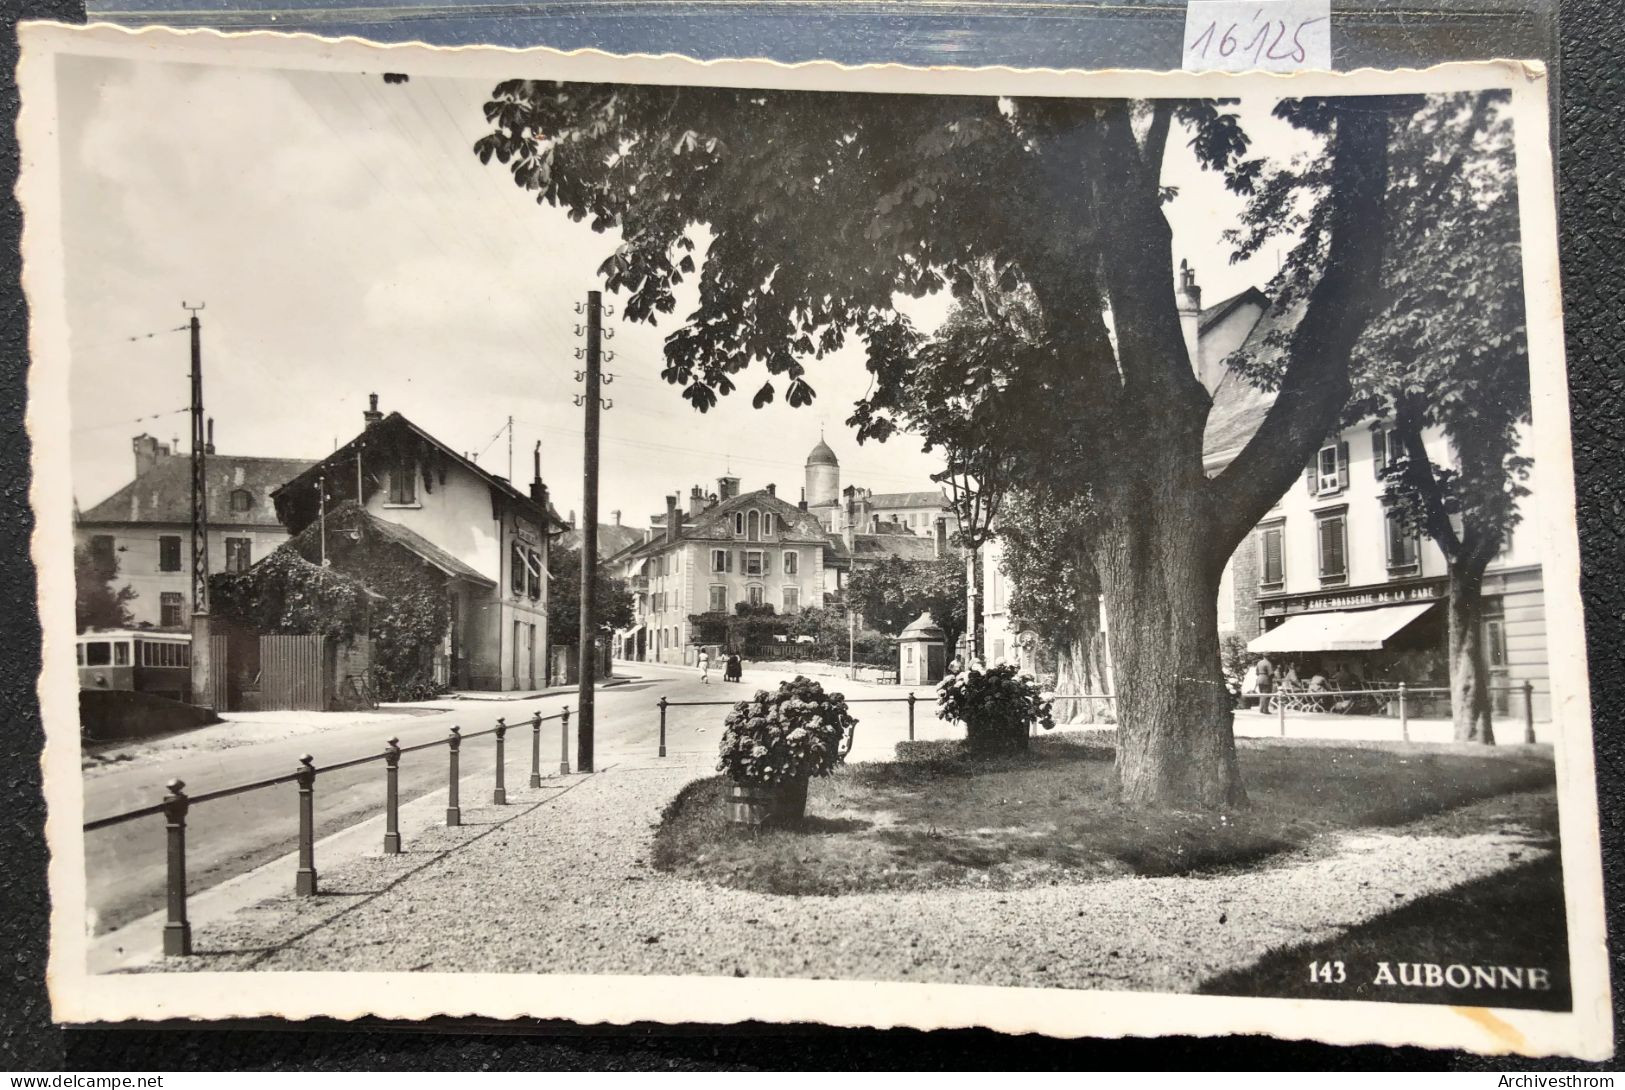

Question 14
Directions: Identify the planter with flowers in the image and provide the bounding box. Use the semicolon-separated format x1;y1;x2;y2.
716;676;857;827
937;662;1056;755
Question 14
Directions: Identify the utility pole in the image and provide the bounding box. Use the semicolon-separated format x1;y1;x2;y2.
184;303;208;613
574;291;614;773
507;414;514;483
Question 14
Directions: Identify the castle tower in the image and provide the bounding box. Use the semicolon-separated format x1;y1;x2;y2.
805;434;840;508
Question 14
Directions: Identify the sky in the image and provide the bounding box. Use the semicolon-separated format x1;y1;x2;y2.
60;54;1306;524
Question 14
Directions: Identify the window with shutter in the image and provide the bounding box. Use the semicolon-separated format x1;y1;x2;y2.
711;549;726;573
709;585;727;612
1316;510;1347;582
159;535;182;572
1336;440;1350;491
1259;521;1285;588
1371;426;1388;477
1385;508;1419;571
1305;460;1319;497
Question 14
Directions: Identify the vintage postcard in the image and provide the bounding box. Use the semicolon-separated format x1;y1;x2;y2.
19;22;1609;1057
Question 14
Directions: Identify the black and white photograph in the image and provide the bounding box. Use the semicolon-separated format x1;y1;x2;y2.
18;24;1607;1058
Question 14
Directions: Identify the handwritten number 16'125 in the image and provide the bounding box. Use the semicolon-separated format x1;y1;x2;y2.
1188;12;1326;65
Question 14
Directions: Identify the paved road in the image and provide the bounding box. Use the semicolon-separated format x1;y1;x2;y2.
82;664;939;934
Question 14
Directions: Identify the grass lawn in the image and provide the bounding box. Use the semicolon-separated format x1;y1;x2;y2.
1199;853;1571;1011
651;734;1558;896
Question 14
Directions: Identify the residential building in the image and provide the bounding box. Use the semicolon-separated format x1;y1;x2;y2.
75;431;313;631
272;395;568;691
611;476;829;664
981;261;1549;717
558;508;646;560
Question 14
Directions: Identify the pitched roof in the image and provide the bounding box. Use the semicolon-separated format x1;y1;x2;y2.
274;412;569;535
865;490;947;509
284;501;495;588
849;533;941;562
559;523;646;560
79;454;317;528
619;489;827;562
1198;287;1270;337
1201;297;1303;469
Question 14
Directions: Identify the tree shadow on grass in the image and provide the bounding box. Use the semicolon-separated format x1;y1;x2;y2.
1199;854;1571;1011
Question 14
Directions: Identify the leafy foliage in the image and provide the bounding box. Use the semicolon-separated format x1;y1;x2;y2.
210;548;370;639
716;676;857;784
846;556;967;649
937;662;1055;756
75;544;137;633
993;490;1099;649
547;545;634;644
210;509;452;701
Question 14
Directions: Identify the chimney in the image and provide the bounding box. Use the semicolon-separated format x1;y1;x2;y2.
363;393;383;427
612;509;622;527
665;494;681;544
1176;259;1204;388
935;517;948;559
205;417;215;455
568;509;577;529
688;485;705;517
529;441;548;507
717;474;740;501
766;483;776;497
132;434;170;478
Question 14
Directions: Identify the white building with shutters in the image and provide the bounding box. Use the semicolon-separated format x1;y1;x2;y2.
609;476;829;665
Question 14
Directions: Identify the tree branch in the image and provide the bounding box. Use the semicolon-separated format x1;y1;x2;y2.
1393;401;1461;561
1208;100;1398;547
1085;103;1207;408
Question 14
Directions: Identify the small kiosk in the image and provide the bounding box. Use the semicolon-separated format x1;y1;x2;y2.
898;612;946;686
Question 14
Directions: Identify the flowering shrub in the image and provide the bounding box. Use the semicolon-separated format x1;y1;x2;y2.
717;676;857;785
937;662;1055;754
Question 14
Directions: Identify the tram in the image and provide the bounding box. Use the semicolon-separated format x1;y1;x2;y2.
76;629;192;703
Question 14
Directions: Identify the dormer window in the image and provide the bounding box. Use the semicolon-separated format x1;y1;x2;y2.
229;489;253;513
746;510;761;542
733;512;745;537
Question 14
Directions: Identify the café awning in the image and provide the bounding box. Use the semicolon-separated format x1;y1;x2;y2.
1247;601;1437;654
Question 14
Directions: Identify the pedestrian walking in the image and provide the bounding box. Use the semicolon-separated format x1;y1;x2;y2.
698;649;711;684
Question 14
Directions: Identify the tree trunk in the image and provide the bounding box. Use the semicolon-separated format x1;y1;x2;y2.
1095;489;1246;810
1448;555;1495;744
1055;600;1110;725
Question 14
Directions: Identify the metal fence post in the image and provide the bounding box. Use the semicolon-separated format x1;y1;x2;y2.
383;737;402;855
493;718;508;805
1524;680;1536;744
162;779;192;956
295;754;318;896
658;697;668;758
1398;683;1409;742
559;706;572;775
907;692;916;742
446;726;462;827
1277;693;1286;737
530;713;543;788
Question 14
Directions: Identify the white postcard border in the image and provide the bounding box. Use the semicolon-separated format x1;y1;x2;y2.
16;21;1607;1059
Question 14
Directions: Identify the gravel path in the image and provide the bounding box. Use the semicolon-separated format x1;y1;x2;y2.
151;754;1554;993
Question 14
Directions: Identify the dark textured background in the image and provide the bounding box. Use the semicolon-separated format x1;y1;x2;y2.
0;0;1618;1070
